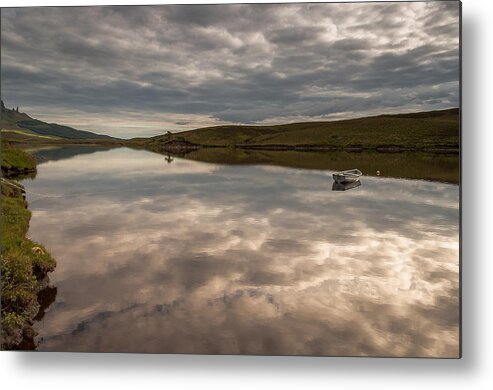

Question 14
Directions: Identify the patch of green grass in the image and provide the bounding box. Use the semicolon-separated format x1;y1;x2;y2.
1;145;56;348
1;142;37;171
1;129;62;141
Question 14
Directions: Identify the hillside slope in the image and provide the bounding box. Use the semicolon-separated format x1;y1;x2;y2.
1;101;32;130
1;101;115;140
146;108;459;151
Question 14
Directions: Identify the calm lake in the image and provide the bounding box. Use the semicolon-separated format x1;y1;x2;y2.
22;147;460;356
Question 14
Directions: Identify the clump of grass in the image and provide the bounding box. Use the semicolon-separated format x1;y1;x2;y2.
1;141;37;172
1;145;55;349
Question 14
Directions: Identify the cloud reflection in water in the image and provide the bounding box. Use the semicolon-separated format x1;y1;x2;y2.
24;148;459;356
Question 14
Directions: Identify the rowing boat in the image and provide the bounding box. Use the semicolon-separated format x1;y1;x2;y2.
332;169;362;184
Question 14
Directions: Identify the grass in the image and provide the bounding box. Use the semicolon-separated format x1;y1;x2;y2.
1;141;37;172
1;144;56;349
146;108;459;150
1;129;62;141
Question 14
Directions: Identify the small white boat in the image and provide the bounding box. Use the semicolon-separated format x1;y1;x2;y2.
332;169;362;184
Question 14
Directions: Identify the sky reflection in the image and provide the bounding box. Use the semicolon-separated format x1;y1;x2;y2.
23;148;459;356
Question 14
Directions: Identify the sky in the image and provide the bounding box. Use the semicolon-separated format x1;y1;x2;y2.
1;2;460;138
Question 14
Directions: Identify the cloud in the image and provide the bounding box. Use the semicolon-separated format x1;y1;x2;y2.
1;2;460;137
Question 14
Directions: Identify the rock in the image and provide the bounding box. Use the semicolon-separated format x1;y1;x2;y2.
31;246;45;255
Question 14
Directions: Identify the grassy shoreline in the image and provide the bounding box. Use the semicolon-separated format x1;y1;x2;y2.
1;142;56;349
1;142;38;178
147;140;459;155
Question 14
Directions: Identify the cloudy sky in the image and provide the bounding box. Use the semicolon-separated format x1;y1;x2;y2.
1;2;460;138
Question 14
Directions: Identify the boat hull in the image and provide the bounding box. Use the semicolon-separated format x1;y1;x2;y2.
332;169;362;183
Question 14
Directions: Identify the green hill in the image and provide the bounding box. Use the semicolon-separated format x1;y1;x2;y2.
1;101;33;130
1;101;115;141
146;108;459;151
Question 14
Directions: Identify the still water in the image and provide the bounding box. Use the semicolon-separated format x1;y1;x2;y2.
23;147;460;356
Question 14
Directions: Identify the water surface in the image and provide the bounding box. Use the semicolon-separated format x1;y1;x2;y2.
23;147;460;356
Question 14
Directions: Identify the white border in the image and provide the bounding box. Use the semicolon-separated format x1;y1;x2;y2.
2;1;493;389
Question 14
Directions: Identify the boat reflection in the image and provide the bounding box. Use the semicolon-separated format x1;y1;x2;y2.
332;180;362;191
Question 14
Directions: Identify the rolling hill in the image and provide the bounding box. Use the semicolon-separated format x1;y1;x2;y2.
1;101;116;141
145;108;459;152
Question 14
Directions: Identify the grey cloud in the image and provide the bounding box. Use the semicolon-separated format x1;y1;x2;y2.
332;38;371;51
1;2;460;137
266;26;326;45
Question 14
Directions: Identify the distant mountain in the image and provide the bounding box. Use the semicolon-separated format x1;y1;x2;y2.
1;101;116;140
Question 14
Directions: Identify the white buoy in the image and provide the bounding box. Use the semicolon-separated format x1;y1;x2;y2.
376;170;380;176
